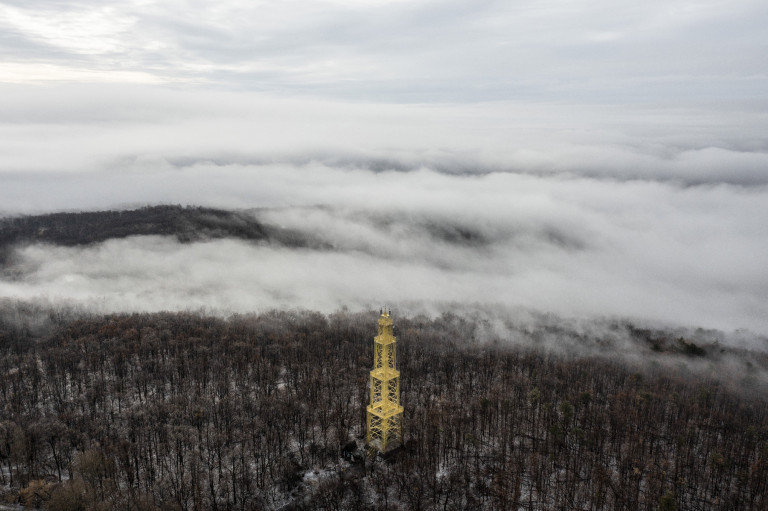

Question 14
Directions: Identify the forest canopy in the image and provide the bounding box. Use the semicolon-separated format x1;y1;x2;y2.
1;306;766;510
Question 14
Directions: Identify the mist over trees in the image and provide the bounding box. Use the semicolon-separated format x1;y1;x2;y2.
1;308;766;510
3;204;768;336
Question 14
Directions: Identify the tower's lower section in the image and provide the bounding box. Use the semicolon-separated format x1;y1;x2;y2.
366;404;403;453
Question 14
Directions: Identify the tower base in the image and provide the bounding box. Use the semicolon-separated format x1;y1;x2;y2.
366;405;403;454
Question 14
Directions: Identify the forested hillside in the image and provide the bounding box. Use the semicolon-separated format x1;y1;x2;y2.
1;309;766;510
0;206;320;257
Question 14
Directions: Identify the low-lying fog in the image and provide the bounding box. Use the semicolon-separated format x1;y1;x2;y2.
2;169;767;337
1;86;767;338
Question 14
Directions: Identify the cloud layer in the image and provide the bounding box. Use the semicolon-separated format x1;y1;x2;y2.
3;166;767;336
1;0;766;103
1;85;767;208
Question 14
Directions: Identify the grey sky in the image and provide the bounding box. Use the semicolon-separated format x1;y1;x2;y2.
1;0;766;102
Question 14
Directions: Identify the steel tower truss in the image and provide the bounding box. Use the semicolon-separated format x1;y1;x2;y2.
366;310;404;453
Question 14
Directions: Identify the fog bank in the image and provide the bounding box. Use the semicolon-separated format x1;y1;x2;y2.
2;165;767;336
1;86;767;337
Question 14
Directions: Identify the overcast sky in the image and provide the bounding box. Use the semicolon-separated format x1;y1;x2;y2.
1;0;767;103
1;0;767;335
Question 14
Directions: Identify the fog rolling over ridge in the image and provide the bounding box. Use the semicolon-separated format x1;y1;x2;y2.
2;167;767;339
1;88;767;337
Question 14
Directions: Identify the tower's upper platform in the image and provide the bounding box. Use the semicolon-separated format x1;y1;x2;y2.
377;310;394;338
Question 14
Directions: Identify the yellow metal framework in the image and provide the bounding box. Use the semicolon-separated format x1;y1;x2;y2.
366;310;404;453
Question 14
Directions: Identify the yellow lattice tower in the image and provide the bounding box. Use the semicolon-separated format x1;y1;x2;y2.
366;309;404;453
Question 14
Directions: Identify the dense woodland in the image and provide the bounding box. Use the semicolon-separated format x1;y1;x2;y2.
0;308;766;510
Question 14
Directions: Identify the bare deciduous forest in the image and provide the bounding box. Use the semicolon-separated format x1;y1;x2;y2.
1;308;766;510
0;206;320;260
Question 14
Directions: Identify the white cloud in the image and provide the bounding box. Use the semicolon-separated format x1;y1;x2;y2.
0;85;766;187
3;167;768;335
0;63;169;84
0;0;765;101
0;3;135;55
